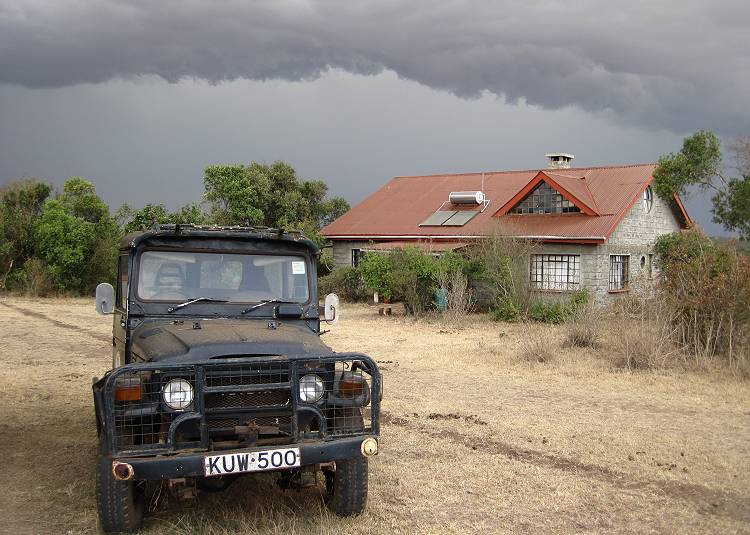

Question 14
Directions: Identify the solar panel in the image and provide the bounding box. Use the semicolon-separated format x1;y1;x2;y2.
442;211;479;226
419;210;457;226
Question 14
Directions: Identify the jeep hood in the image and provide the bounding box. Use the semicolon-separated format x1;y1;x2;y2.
130;319;330;362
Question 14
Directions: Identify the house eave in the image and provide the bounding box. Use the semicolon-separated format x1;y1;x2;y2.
324;234;606;243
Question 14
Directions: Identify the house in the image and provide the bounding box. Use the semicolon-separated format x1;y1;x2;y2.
320;154;692;302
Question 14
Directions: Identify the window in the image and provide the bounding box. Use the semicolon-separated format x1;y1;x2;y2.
116;255;128;310
512;182;581;214
609;255;630;291
137;251;309;303
352;249;364;268
530;254;580;291
643;186;653;213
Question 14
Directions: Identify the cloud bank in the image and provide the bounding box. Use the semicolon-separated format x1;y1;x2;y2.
1;0;748;134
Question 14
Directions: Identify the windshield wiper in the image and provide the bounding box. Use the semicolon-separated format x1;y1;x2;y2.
240;299;298;315
167;297;228;313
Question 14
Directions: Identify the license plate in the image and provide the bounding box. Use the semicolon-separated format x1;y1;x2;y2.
204;447;300;477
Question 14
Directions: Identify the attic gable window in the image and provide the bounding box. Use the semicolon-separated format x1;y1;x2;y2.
511;182;581;214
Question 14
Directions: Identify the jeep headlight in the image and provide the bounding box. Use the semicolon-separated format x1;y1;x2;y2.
162;378;194;410
299;374;325;403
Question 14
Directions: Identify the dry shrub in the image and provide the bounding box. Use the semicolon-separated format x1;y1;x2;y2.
655;231;750;373
563;306;601;349
436;269;474;322
467;225;537;312
608;297;687;371
517;331;555;364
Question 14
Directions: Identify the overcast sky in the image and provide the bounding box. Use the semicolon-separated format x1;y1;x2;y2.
1;0;748;235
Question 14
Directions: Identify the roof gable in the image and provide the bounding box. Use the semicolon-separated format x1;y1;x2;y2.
494;171;599;216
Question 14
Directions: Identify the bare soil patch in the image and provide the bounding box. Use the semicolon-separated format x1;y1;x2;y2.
0;297;748;534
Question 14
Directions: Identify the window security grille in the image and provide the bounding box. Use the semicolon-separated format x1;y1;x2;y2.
609;255;629;291
351;249;364;268
530;254;580;291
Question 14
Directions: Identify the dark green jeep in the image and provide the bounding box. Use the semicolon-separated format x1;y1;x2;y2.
92;225;380;533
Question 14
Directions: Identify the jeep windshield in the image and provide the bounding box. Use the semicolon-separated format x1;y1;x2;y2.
136;250;309;304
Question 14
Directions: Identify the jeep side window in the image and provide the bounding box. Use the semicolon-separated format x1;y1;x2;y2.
116;255;128;311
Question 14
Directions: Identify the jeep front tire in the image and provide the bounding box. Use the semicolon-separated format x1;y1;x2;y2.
325;407;368;516
95;449;144;533
325;456;368;517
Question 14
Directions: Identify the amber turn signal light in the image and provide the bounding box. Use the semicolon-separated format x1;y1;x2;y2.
338;375;365;397
115;384;142;402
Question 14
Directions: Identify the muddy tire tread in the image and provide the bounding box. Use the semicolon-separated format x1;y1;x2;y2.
96;454;143;534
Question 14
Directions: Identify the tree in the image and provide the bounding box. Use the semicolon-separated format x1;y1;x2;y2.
34;199;97;291
653;131;750;239
202;160;349;233
203;164;266;225
0;179;52;288
171;202;211;226
34;177;118;292
118;202;211;233
713;139;750;238
60;176;110;223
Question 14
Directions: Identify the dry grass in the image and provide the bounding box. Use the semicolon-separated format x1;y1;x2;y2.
1;297;749;534
517;328;556;364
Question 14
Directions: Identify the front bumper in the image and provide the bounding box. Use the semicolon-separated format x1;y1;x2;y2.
116;435;375;480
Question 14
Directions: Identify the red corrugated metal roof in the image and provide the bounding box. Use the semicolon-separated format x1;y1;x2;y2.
322;164;690;243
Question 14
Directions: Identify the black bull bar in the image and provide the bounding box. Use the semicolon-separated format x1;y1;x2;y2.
93;353;381;459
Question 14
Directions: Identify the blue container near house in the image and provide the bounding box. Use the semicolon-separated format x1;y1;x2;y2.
434;288;448;311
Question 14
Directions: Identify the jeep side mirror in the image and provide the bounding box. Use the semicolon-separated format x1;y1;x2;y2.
96;283;115;315
324;293;339;324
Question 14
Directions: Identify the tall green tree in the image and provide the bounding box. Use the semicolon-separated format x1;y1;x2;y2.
0;179;52;288
203;164;266;225
34;199;98;291
653;131;750;239
202;161;349;234
34;177;118;292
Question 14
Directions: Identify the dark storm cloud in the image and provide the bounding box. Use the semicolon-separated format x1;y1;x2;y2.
1;0;748;135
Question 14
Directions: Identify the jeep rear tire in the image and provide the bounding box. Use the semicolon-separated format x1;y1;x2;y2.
95;452;144;533
325;407;368;516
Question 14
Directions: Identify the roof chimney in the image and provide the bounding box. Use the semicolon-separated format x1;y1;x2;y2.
546;153;574;169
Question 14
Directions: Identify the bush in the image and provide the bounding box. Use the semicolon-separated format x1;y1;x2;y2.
389;247;439;315
466;230;536;312
10;258;54;296
359;252;393;300
527;290;589;324
528;301;567;324
359;247;472;315
655;230;750;367
563;307;601;349
490;298;522;322
318;267;369;302
608;297;685;371
436;269;474;321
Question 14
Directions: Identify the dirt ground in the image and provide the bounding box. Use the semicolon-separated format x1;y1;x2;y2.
0;296;748;535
